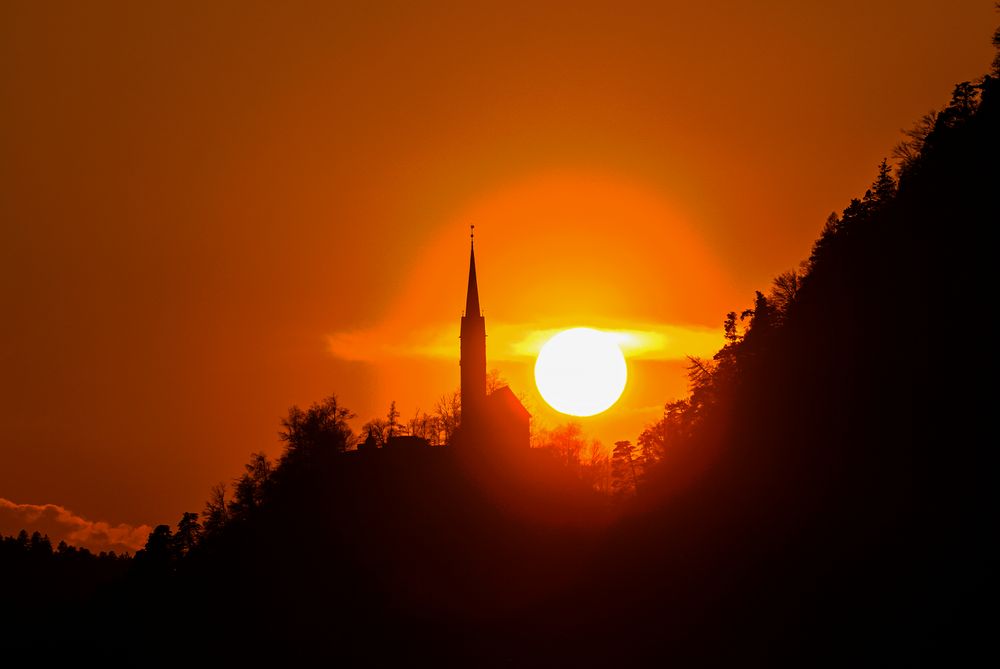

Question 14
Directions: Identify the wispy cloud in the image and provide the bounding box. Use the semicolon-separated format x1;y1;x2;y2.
327;320;722;363
504;323;722;361
0;498;151;554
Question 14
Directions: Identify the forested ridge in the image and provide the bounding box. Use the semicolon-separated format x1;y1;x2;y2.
3;31;996;662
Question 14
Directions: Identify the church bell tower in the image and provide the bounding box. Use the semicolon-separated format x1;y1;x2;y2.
460;226;487;426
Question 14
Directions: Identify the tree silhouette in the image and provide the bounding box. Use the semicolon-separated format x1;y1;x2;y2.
386;400;401;440
611;440;638;497
229;452;272;519
29;531;53;557
769;270;801;315
172;512;201;557
279;394;355;464
203;483;230;535
361;417;388;447
537;422;587;468
406;409;439;444
486;368;506;394
136;524;174;574
433;391;462;444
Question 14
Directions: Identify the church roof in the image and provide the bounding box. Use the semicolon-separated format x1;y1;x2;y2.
487;385;531;419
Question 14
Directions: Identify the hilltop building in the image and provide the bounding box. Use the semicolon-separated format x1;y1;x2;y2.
456;228;530;450
356;228;529;455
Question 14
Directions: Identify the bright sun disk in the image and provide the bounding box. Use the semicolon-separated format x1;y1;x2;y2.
534;327;627;417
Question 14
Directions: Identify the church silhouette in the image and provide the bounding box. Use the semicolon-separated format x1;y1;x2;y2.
361;229;530;453
452;227;531;451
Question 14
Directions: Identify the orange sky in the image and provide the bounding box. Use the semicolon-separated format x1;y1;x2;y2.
1;2;995;543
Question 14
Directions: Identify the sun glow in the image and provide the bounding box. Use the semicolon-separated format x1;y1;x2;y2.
534;328;628;417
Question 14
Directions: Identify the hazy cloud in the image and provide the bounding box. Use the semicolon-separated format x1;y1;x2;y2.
0;498;151;554
328;321;722;363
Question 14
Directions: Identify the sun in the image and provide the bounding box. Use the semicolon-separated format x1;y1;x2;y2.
534;328;628;417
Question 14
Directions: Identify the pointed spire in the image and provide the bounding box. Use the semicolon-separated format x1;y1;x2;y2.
465;225;481;317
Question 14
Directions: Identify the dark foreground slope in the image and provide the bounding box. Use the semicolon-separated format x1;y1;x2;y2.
577;74;998;662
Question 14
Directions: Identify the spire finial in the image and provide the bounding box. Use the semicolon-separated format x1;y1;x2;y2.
470;224;475;244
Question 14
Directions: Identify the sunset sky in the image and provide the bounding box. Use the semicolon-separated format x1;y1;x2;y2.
1;2;995;549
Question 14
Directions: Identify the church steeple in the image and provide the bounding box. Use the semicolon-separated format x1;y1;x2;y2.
460;225;487;427
465;225;481;317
